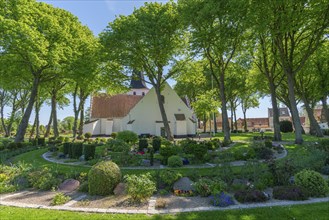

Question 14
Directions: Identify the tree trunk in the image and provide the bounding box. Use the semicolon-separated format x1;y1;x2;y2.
303;99;323;137
51;91;59;138
243;109;247;132
15;77;39;143
72;85;79;138
230;106;234;132
78;99;85;137
154;85;173;140
286;73;303;144
29;117;36;140
321;96;329;124
35;92;40;138
219;71;231;142
233;107;237;131
0;91;9;136
269;82;282;141
214;114;217;133
203;114;207;133
44;111;53;138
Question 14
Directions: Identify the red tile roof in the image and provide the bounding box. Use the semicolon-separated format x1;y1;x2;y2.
91;94;143;118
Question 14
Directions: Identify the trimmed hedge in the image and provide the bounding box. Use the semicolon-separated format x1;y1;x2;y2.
69;142;83;159
84;144;96;160
152;137;161;152
63;143;71;155
295;169;329;197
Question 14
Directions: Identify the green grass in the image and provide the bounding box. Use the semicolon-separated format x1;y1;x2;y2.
1;202;329;220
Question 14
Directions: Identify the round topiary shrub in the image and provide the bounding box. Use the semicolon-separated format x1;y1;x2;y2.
84;132;92;139
279;120;293;133
294;169;329;197
168;155;183;167
88;161;121;196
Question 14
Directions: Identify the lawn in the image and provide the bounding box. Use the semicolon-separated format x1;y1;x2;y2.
1;202;329;220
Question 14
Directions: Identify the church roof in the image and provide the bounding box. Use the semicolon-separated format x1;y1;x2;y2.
130;70;148;89
91;94;143;119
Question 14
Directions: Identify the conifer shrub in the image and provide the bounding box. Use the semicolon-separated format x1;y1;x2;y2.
295;169;329;197
69;142;83;159
84;144;96;160
138;138;148;151
110;132;117;139
279;120;293;133
152;136;161;152
63;142;71;155
88;161;121;196
167;155;183;167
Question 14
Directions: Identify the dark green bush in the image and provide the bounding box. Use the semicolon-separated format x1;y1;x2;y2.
254;146;273;160
69;142;83;159
84;132;92;139
317;139;329;152
63;143;71;155
28;167;61;190
152;137;161;152
138;138;148;151
295;169;329;197
273;186;308;201
234;189;268;203
264;140;272;148
159;145;179;165
107;139;130;152
117;130;138;144
7;142;23;150
193;178;213;197
167;155;183;167
279;120;293;133
110;132;117;139
84;144;96;160
267;159;296;186
124;173;156;202
159;169;182;187
88;161;121;196
37;137;45;146
57;136;65;143
181;140;207;161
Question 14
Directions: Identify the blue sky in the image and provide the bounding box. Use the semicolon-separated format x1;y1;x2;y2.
27;0;272;124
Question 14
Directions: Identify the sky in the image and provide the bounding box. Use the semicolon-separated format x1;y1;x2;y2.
20;0;273;125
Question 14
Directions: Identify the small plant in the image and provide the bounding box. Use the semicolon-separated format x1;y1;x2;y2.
158;189;169;196
295;169;329;197
210;192;235;207
234;189;268;203
273;186;308;201
117;130;138;144
28;167;61;190
110;132;117;139
51;193;71;206
159;169;182;187
88;161;121;196
167;155;183;167
125;173;156;203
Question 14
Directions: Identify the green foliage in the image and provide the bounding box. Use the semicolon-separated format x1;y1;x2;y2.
116;130;138;144
37;138;46;146
193;178;213;197
69;143;83;159
267;159;296;186
234;190;268;203
159;144;179;164
167;155;183;167
88;161;121;196
159;169;182;187
254;146;273;160
84;132;92;139
110;132;117;139
317;139;329;152
28;167;61;190
51;193;71;206
280;121;293;133
107;139;130;152
84;144;96;161
273;186;308;201
181;140;207;162
124;173;156;203
152;137;161;152
138;138;148;151
63;143;71;155
295;169;329;197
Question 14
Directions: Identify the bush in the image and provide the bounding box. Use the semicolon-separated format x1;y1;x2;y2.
28;167;61;190
264;140;272;148
167;155;183;167
37;137;46;146
280;120;293;133
110;132;117;139
64;137;70;142
57;136;65;143
234;189;268;203
7;142;24;150
267;159;296;186
51;193;71;206
107;139;130;152
159;145;179;165
138;138;148;151
125;173;156;202
209;177;228;195
117;130;138;144
193;178;213;197
88;161;121;196
84;144;96;160
69;142;83;159
254;146;273;160
84;132;92;139
152;137;161;152
317;139;329;152
294;169;329;197
273;186;308;201
210;192;235;207
159;169;182;187
181;140;207;161
63;142;71;155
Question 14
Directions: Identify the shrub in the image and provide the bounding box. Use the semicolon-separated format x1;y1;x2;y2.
7;142;24;150
84;132;92;139
294;169;329;197
264;140;272;148
64;137;70;142
317;139;329;152
88;161;121;196
159;145;179;164
267;159;296;186
273;186;308;201
125;173;156;202
84;144;96;160
37;137;46;146
51;193;71;206
159;169;182;187
234;189;268;203
181;140;207;161
110;132;117;139
167;155;183;167
152;137;161;152
193;178;213;197
210;192;235;207
28;167;61;190
280;120;293;133
254;146;273;160
57;136;65;143
107;139;130;152
117;130;138;144
209;178;228;195
69;142;83;159
63;142;71;155
138;138;148;151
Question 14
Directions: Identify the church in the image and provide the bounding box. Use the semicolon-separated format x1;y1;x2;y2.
83;72;197;138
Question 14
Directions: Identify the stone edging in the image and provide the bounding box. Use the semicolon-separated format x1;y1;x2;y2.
0;191;328;215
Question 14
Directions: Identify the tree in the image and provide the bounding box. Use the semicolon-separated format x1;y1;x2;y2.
251;0;329;144
178;0;249;142
100;2;184;140
0;0;94;142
